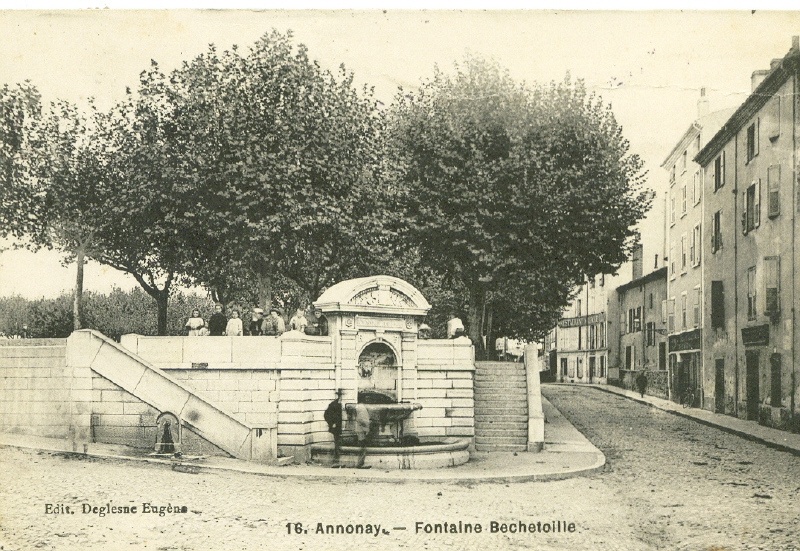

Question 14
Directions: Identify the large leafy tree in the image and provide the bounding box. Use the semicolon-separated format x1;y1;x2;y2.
387;57;652;356
139;31;392;309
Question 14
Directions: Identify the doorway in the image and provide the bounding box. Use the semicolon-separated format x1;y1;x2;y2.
745;350;760;421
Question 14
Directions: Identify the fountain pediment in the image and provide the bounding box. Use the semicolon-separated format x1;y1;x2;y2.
314;275;431;317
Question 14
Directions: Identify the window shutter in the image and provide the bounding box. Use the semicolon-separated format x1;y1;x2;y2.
754;179;761;228
768;97;780;140
768;165;780;218
742;188;749;234
711;280;724;329
721;151;725;186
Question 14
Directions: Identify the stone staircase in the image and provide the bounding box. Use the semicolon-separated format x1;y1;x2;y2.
474;361;528;452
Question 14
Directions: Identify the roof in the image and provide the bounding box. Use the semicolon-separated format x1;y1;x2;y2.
695;47;800;167
616;267;667;294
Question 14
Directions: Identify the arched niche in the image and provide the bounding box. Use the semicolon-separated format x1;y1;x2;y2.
357;342;398;402
154;412;181;455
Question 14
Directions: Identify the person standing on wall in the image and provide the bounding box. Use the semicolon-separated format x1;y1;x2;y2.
247;308;264;336
225;309;243;336
262;307;286;336
185;309;206;336
208;303;228;336
447;313;465;339
289;308;308;333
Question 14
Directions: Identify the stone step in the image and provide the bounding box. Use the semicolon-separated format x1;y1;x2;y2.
475;404;528;417
475;367;526;374
474;443;528;452
474;421;528;430
473;380;527;388
475;435;528;445
474;397;527;406
474;388;527;396
475;414;528;426
475;426;528;439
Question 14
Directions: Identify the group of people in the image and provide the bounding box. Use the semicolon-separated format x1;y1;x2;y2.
185;304;324;337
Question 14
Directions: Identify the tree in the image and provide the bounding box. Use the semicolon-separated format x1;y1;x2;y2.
1;84;112;331
139;31;392;309
387;56;652;356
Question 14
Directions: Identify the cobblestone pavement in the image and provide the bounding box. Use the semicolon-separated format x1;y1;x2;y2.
0;384;797;551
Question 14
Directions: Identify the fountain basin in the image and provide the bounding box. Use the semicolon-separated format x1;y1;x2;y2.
310;437;471;469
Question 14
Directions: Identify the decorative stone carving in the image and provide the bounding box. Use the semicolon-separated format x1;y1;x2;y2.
350;286;415;308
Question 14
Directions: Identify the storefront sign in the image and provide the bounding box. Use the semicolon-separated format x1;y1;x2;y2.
558;312;605;328
669;329;701;352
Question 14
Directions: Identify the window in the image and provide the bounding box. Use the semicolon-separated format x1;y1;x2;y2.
561;358;568;377
681;234;687;272
681;150;687;173
747;266;757;321
670;164;676;185
767;96;780;141
599;323;605;348
599;274;605;287
681;184;687;215
589;276;595;289
746;120;759;163
711;280;724;329
711;210;723;253
764;256;780;318
667;298;675;333
693;171;701;205
635;307;642;332
646;322;656;346
576;299;582;317
669;243;675;277
695;134;701;153
600;356;606;378
681;293;687;330
649;293;654;309
767;165;781;218
693;287;701;328
689;225;697;267
669;194;676;225
661;299;667;324
714;152;725;191
743;180;761;234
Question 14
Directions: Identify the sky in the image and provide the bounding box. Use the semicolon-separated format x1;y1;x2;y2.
1;9;799;299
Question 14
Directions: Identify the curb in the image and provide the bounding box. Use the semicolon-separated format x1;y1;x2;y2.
0;440;607;484
585;384;800;458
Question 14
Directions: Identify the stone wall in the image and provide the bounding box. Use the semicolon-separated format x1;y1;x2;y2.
91;372;228;456
618;369;669;399
0;339;75;439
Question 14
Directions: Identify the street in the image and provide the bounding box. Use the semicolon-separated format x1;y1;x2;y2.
1;385;798;551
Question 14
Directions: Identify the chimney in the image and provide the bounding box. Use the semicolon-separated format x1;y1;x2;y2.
631;243;643;281
751;69;769;92
770;58;782;71
697;87;709;119
793;36;799;51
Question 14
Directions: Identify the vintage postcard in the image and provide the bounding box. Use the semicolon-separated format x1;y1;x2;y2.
1;9;800;551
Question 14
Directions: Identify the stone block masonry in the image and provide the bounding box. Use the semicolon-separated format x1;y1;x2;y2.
0;340;74;439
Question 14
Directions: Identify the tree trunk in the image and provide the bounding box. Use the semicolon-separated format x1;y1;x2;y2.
468;284;486;360
485;304;494;361
73;244;85;332
156;290;169;336
257;272;272;311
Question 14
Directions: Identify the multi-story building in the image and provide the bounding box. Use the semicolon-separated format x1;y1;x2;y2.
661;92;735;405
545;273;611;384
610;266;669;397
695;37;800;430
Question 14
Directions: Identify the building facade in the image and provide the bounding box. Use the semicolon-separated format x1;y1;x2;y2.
611;267;669;397
695;38;800;431
662;93;735;405
546;274;610;384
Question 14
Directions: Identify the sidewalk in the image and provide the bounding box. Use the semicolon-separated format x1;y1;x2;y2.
0;397;604;483
588;383;800;456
